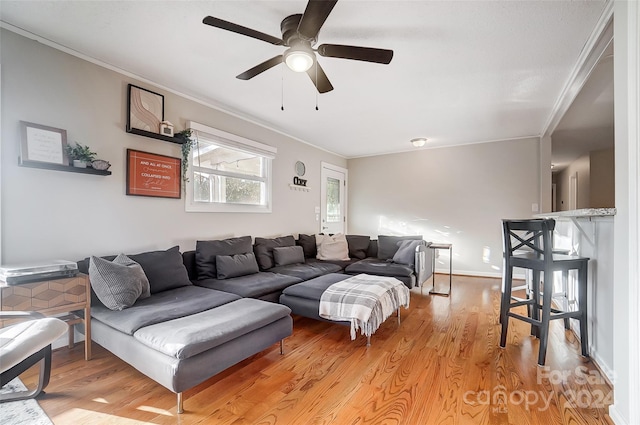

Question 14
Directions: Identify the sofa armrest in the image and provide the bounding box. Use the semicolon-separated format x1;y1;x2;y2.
414;242;434;287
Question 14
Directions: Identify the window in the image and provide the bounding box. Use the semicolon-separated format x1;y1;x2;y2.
185;121;276;213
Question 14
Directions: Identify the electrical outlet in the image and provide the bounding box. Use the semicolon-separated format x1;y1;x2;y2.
532;203;539;212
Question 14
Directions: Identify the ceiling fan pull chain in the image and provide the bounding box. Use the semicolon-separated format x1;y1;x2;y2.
281;63;285;111
315;61;319;111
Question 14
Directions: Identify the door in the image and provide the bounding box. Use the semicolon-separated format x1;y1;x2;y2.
320;162;347;234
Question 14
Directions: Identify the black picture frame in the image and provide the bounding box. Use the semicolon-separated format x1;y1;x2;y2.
126;149;181;199
126;84;165;134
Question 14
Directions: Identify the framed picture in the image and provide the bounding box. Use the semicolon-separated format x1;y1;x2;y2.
127;84;164;134
126;149;181;199
19;121;69;166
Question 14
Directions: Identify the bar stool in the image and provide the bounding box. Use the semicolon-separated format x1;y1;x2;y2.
499;218;589;366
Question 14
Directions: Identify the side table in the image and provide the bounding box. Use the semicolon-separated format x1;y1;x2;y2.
1;273;91;360
428;243;452;296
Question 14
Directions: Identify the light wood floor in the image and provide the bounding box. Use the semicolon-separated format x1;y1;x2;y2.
22;275;613;424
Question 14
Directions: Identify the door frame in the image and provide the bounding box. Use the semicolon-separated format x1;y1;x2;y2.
320;162;348;234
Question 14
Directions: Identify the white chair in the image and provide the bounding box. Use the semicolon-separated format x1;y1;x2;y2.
0;311;67;402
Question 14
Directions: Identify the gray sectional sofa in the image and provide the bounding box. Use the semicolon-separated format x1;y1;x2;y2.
78;246;292;414
79;233;433;414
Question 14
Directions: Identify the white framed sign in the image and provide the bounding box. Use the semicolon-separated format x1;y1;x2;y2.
19;121;68;166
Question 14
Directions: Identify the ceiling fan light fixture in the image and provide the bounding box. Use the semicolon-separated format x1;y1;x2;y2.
284;45;314;72
411;138;427;147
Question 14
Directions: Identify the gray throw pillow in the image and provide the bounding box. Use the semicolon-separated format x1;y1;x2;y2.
346;235;371;260
273;246;305;266
196;236;253;279
296;234;317;258
129;246;192;294
392;240;424;266
253;235;296;270
88;254;150;311
377;235;423;260
216;253;259;279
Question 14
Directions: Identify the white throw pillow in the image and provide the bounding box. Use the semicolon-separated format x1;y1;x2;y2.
315;234;350;261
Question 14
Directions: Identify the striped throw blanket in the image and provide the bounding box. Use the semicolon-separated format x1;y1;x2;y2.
319;274;410;340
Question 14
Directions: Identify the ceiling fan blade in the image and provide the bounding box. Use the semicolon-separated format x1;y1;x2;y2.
306;62;334;93
236;56;283;80
203;16;283;46
317;44;393;64
297;0;338;41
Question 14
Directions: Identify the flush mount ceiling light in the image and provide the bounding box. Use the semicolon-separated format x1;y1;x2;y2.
411;138;427;147
284;44;315;72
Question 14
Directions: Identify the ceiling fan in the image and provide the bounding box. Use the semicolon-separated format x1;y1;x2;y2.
202;0;393;93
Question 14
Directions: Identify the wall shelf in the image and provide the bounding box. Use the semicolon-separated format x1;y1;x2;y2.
126;127;184;144
19;160;112;176
289;184;311;192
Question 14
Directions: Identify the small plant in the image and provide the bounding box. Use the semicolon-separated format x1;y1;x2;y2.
176;129;194;186
65;142;97;163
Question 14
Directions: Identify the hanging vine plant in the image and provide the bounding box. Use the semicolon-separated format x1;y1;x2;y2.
175;129;194;187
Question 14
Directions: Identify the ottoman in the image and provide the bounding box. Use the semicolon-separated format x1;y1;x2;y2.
280;273;410;345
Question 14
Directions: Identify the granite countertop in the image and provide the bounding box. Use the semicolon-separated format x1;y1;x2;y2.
534;208;616;218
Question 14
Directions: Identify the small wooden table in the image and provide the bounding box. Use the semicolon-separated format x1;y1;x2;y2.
0;273;91;360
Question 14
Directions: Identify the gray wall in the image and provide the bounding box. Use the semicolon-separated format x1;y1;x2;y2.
0;29;346;263
347;138;540;276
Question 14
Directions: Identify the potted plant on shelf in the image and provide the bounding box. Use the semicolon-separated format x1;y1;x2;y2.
175;129;194;187
65;142;97;168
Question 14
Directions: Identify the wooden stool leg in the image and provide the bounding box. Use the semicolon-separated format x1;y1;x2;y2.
578;263;589;357
530;270;541;337
499;265;513;348
537;272;554;366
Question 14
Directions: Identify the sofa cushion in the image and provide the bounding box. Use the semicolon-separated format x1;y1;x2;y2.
195;272;302;299
273;246;305;267
129;246;192;294
345;257;414;278
253;235;296;270
91;286;240;335
270;259;343;281
377;235;423;260
296;234;317;258
281;273;351;301
133;298;292;360
88;254;150;311
316;234;350;261
393;240;424;266
216;253;259;279
196;236;252;279
346;235;371;260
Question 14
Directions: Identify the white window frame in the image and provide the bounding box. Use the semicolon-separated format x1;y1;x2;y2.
185;121;276;213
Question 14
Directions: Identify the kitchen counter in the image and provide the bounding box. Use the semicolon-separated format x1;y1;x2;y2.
535;208;615;382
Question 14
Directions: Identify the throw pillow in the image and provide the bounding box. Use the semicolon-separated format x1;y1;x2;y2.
88;254;150;311
273;246;305;266
129;246;192;294
377;235;423;260
346;235;371;260
216;253;259;279
316;233;350;261
253;235;296;270
195;236;253;279
392;239;424;266
296;234;317;258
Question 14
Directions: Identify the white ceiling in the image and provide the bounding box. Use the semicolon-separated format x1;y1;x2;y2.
0;0;609;158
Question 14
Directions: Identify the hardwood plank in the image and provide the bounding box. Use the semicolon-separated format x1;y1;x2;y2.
20;275;613;424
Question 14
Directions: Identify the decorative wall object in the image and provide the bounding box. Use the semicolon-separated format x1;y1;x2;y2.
126;149;181;199
160;121;174;137
19;121;68;166
127;84;164;134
